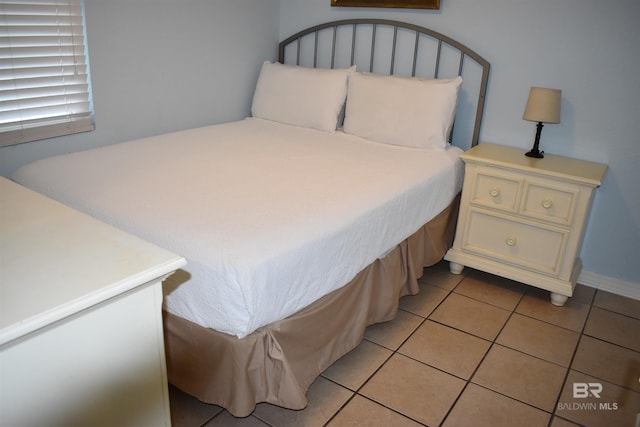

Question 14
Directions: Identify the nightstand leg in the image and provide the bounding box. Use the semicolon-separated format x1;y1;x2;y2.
449;262;464;275
550;292;569;307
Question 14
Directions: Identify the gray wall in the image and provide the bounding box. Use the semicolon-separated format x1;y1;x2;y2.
278;0;640;289
0;0;280;175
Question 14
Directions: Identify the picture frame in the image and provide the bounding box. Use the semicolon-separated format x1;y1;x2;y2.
331;0;440;10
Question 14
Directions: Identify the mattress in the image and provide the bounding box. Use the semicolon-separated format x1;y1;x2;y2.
12;118;463;338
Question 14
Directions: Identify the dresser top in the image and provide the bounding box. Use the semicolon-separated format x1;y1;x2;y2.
461;143;608;186
0;177;186;346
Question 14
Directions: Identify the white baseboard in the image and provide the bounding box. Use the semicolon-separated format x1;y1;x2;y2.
578;270;640;301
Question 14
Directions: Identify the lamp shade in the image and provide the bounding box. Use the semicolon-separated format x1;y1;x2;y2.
523;87;561;124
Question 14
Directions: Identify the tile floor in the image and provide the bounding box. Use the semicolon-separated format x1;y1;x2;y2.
169;262;640;427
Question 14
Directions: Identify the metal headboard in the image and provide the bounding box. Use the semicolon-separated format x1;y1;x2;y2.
279;19;490;149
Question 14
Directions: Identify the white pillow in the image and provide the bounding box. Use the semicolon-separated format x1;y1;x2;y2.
343;72;462;149
251;61;354;132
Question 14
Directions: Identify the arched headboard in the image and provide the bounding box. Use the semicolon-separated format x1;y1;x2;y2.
279;19;490;149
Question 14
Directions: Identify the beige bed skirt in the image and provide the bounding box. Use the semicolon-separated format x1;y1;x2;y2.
163;195;459;417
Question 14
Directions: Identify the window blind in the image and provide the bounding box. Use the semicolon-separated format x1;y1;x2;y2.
0;0;94;147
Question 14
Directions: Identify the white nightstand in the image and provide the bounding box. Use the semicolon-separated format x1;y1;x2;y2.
445;143;607;306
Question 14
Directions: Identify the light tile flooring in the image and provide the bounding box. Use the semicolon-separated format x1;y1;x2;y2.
169;262;640;427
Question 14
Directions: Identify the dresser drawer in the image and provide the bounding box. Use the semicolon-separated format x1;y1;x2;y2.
469;170;523;213
462;208;569;275
520;181;578;225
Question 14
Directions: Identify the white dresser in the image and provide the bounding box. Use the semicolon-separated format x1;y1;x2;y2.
445;143;607;306
0;177;186;427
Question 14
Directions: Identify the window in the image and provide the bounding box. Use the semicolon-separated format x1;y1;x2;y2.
0;0;94;147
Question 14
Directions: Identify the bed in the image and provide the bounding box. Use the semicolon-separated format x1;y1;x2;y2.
11;19;490;417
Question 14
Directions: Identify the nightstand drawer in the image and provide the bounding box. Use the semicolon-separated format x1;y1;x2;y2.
462;209;568;275
470;170;522;213
520;181;577;225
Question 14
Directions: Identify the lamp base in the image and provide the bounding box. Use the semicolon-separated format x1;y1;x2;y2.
525;121;545;158
525;149;544;158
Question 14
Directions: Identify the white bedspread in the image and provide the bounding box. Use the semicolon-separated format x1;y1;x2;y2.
12;118;463;338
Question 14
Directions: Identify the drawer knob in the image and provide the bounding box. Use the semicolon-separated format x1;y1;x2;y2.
541;199;553;209
489;188;500;197
506;236;517;247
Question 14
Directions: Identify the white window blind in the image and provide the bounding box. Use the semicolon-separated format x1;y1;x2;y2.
0;0;94;147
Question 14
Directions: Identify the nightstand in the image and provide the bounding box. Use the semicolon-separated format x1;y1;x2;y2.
445;143;607;306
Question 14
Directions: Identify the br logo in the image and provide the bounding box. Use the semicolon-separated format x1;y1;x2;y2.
573;382;602;398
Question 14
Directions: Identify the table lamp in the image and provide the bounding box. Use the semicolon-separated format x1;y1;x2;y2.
523;87;561;158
